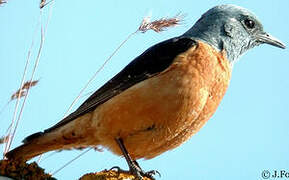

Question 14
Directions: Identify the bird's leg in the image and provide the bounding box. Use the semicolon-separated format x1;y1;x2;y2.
114;138;143;179
114;138;142;177
114;138;159;180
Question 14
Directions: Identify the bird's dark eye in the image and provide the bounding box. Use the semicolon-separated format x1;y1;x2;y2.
244;19;255;29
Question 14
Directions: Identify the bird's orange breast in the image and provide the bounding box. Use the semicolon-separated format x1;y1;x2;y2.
91;41;232;160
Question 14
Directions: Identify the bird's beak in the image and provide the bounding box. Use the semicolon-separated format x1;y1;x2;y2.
256;32;286;49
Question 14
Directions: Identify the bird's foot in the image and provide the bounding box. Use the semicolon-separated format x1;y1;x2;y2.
110;166;160;180
140;170;160;180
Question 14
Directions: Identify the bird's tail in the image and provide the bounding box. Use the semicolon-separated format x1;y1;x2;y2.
5;131;65;161
5;113;97;161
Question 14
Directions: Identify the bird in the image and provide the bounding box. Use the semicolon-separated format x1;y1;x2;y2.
5;4;286;179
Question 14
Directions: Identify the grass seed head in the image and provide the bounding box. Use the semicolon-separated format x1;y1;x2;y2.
138;13;184;33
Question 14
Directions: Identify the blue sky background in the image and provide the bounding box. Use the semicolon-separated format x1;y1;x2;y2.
0;0;288;179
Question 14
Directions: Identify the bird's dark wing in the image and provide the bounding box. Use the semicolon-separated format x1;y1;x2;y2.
24;37;196;141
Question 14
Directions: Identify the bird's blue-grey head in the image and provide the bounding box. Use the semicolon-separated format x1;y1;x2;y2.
183;4;286;63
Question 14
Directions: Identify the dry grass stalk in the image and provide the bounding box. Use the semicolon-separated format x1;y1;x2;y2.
52;148;92;175
4;79;39;154
138;14;183;33
40;0;46;8
10;80;39;101
65;14;183;117
40;0;53;9
4;25;45;154
3;0;54;157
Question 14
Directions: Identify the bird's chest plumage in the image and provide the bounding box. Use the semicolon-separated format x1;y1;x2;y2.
93;41;231;159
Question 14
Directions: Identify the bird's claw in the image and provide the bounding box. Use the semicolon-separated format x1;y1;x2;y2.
109;166;131;176
138;169;160;180
109;166;124;172
109;166;160;180
142;170;161;178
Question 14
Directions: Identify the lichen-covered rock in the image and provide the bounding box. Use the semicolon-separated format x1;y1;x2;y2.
0;159;56;180
79;170;152;180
